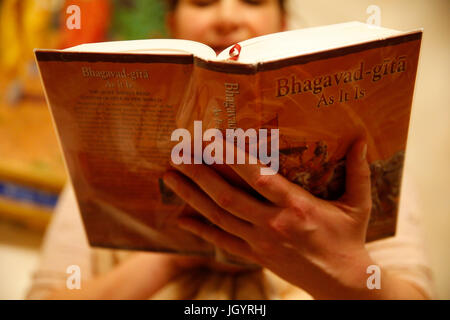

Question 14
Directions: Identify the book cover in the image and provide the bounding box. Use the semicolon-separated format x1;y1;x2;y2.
35;30;422;254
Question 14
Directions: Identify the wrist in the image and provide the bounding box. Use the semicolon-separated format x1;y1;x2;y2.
333;248;390;300
310;248;379;299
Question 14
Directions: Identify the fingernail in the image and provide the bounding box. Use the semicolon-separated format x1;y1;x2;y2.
361;143;367;160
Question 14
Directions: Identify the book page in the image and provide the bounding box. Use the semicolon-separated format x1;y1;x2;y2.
216;22;405;63
64;38;216;59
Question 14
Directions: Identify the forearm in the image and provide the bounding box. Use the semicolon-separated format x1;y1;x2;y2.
310;254;429;300
46;253;180;300
333;272;429;300
358;270;429;300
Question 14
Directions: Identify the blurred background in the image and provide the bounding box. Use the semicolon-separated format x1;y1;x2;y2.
0;0;448;299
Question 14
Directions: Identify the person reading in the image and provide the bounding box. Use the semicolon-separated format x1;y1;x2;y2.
27;0;433;300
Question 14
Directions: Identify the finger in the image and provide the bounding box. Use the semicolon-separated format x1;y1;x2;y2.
340;139;372;217
163;170;254;240
169;162;274;224
177;216;255;261
225;139;314;207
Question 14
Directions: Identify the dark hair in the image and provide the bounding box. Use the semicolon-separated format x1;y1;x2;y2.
165;0;286;13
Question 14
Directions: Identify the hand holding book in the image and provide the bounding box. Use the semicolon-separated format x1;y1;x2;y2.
163;138;380;298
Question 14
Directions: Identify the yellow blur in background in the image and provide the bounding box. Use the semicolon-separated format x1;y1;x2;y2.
0;0;65;230
0;0;448;299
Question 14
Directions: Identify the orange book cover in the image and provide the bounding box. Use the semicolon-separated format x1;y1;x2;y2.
35;29;422;256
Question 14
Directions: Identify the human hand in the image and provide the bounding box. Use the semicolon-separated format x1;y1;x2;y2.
163;139;377;299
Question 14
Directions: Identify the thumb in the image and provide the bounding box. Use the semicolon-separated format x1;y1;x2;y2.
341;139;372;216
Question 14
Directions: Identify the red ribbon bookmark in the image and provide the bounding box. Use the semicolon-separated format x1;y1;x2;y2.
228;43;241;61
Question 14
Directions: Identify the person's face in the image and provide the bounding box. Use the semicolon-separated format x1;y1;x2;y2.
167;0;286;54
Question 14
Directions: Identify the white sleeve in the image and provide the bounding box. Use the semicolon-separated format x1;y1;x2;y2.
366;171;435;298
26;183;94;299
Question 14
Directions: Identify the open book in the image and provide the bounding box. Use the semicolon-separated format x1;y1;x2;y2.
35;22;422;259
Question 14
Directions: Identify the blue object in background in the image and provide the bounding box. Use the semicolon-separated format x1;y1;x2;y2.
0;181;59;208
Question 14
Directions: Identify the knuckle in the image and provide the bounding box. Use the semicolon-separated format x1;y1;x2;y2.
289;202;312;222
209;210;224;226
254;174;271;189
361;199;372;214
360;165;372;179
282;192;297;207
216;193;234;210
269;218;285;234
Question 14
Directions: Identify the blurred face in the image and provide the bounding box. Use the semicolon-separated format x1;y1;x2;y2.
168;0;286;54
